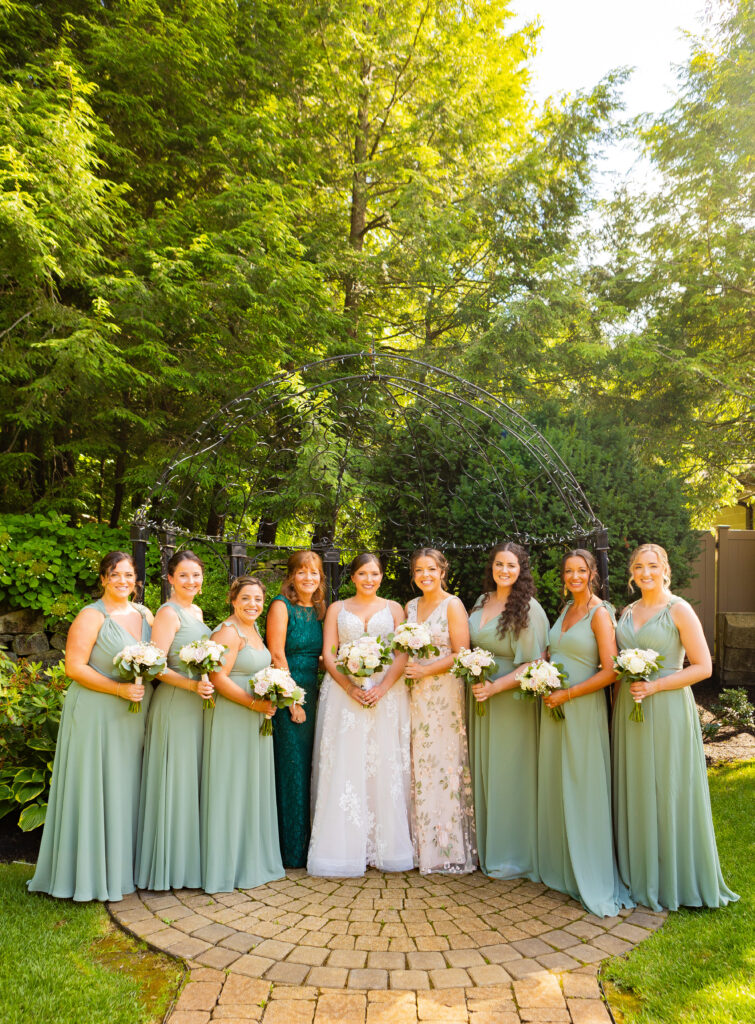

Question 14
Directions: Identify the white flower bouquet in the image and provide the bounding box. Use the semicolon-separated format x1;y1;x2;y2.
334;634;393;679
251;666;306;736
391;622;440;688
179;638;227;709
451;646;497;717
613;647;664;722
514;659;568;720
113;641;167;713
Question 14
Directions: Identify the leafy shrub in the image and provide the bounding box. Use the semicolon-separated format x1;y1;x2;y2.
712;688;755;733
0;652;68;830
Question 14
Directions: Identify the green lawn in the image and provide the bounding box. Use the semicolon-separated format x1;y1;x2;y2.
0;863;183;1024
603;761;755;1024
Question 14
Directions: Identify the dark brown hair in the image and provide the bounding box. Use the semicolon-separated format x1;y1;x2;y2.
167;549;204;575
480;542;535;637
561;548;600;595
229;575;266;604
348;552;383;576
99;551;136;579
410;547;449;585
280;550;326;620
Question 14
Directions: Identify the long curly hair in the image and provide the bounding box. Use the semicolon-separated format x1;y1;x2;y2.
480;542;535;638
280;550;327;620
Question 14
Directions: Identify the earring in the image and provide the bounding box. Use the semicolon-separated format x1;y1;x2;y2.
563;585;569;598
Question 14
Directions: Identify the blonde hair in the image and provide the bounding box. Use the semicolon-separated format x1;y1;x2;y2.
628;543;671;593
280;550;327;620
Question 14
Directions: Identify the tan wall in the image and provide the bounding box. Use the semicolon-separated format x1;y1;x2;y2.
679;531;716;652
717;527;755;615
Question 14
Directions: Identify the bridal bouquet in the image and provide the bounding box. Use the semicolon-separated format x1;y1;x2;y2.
179;638;227;709
451;646;497;717
334;635;393;679
391;623;440;683
113;641;167;713
251;666;305;736
514;659;568;720
613;648;664;722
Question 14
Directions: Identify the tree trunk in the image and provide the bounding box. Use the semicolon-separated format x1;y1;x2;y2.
109;448;127;528
343;54;373;337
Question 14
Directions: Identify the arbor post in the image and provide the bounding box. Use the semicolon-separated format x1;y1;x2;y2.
130;523;150;603
227;542;248;581
320;543;342;605
159;528;176;603
595;528;610;601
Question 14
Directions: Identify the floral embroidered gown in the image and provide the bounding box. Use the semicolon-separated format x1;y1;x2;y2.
468;596;549;880
406;596;476;874
200;622;284;893
135;601;210;890
307;602;413;876
537;602;632;917
28;601;153;902
269;594;323;868
613;597;738;911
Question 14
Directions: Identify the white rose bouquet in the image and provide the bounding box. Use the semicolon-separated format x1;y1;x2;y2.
451;646;497;716
251;666;306;736
613;648;664;722
334;634;393;707
514;659;568;720
391;622;440;687
179;638;227;709
113;641;167;713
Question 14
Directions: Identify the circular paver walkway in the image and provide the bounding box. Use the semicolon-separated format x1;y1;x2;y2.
111;869;666;1023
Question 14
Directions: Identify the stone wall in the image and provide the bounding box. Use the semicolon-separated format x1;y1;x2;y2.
0;609;65;667
716;612;755;687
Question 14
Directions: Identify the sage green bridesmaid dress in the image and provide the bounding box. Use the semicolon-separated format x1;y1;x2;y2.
538;602;632;916
135;601;210;890
200;622;284;892
28;600;153;902
468;596;549;880
613;596;738;911
269;595;323;869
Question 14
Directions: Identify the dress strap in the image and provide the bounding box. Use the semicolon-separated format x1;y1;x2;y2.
220;619;249;647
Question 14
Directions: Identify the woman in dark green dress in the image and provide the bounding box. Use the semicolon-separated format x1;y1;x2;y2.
266;551;325;868
202;575;284;892
135;550;214;890
29;552;153;902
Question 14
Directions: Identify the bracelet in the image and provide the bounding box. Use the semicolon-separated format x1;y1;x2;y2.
568;689;573;701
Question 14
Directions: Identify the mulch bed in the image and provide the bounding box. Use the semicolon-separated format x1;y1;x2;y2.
0;814;41;864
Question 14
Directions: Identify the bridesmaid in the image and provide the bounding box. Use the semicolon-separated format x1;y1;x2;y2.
266;551;325;868
405;548;476;874
537;550;632;916
468;542;549;880
28;552;153;901
201;575;284;893
613;543;738;911
135;550;214;890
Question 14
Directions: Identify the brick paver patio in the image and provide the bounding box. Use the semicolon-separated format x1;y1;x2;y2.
110;869;666;1023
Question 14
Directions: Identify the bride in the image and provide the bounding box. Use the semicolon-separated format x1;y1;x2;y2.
307;552;413;876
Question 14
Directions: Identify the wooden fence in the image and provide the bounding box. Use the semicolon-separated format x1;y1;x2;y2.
680;526;755;685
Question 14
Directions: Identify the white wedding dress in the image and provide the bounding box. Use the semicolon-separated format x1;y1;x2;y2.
307;602;413;876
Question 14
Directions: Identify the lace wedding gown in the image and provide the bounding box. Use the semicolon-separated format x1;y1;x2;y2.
307;602;413;876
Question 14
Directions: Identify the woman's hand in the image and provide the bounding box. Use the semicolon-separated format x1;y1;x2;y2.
471;679;495;703
629;678;658;701
256;698;276;717
347;679;369;706
119;679;145;704
290;703;306;724
544;688;570;710
196;673;214;700
404;660;430;681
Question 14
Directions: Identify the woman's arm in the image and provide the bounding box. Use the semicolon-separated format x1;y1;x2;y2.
320;603;366;706
369;601;408;702
64;608;144;705
208;625;274;714
630;601;711;700
150;605;212;698
266;599;306;723
545;605;617;710
404;597;469;680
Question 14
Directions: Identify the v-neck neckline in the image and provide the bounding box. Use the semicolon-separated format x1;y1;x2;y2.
628;600;671;633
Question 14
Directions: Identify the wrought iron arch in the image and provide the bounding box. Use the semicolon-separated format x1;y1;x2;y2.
132;351;610;602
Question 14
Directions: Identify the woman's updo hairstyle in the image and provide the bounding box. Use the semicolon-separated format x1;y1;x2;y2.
167;549;204;575
348;552;383;576
229;575;266;604
480;541;536;638
628;543;672;593
410;547;449;585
